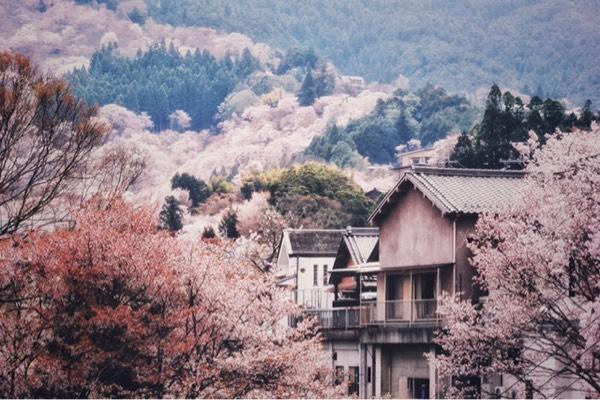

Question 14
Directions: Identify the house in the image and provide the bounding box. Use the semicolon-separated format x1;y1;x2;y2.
397;147;438;167
337;75;366;96
310;227;380;396
363;166;526;398
276;227;380;395
276;229;344;310
284;166;587;398
365;188;383;202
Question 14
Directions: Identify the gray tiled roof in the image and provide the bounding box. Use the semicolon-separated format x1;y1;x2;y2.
343;227;379;264
286;229;344;255
370;167;526;222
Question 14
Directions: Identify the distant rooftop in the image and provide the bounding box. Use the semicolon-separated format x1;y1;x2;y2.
370;166;526;223
284;229;344;256
342;227;379;265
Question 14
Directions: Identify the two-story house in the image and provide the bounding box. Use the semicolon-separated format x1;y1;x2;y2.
277;227;379;396
316;227;380;395
362;166;526;399
276;229;343;310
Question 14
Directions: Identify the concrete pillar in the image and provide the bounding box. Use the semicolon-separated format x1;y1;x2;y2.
375;346;382;398
371;344;376;398
360;344;368;398
429;344;436;399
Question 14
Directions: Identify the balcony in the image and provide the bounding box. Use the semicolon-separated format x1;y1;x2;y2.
295;288;334;310
304;299;440;332
304;307;362;330
362;299;440;327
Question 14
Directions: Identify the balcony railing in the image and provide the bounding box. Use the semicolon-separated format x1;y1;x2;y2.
294;289;334;310
363;299;440;326
304;299;440;330
304;307;362;330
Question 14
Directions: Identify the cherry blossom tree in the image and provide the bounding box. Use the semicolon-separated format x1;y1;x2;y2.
0;52;144;236
0;52;108;235
0;200;339;398
432;126;600;398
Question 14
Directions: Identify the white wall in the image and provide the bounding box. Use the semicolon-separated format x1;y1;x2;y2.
295;255;335;309
331;341;360;395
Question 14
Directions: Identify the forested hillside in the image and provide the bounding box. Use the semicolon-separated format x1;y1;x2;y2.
307;85;477;165
146;0;600;105
69;43;261;130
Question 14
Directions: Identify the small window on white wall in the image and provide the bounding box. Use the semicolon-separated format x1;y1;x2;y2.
313;265;319;286
323;265;328;286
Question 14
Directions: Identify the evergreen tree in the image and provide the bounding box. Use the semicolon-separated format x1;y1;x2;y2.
37;0;47;13
128;8;146;24
450;85;590;169
305;85;477;165
201;226;216;239
159;196;183;232
240;181;255;200
576;99;594;130
171;173;211;208
219;207;240;238
450;132;479;168
68;43;255;131
542;98;566;135
298;71;317;106
236;48;260;78
315;65;335;97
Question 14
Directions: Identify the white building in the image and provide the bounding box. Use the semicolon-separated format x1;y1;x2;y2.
276;227;379;396
276;229;343;310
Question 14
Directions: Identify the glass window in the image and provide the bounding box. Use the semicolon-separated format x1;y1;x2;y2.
313;264;318;286
323;265;328;286
334;366;344;385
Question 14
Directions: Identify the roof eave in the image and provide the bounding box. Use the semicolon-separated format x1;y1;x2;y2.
369;172;455;224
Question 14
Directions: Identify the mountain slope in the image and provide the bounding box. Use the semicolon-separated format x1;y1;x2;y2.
147;0;600;105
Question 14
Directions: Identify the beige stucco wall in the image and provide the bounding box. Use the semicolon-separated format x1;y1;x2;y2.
379;187;454;268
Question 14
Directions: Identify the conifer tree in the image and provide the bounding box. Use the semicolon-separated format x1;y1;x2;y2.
219;207;240;238
576;99;594;130
159;196;183;232
298;71;317;106
201;226;216;239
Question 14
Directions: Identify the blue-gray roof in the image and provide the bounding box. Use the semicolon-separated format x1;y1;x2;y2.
370;167;526;223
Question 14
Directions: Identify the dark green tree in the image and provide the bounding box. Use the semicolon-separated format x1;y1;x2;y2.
219;207;240;238
576;100;594;130
37;0;47;12
128;8;146;24
159;196;183;232
240;181;255;200
265;163;373;226
315;65;335;97
450;132;479;168
450;85;590;169
298;71;317;106
236;48;261;78
306;85;477;165
68;43;255;131
201;226;216;239
542;99;566;135
171;173;211;208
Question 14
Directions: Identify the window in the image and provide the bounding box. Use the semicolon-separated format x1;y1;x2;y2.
323;265;328;286
334;366;344;385
313;264;319;286
348;366;359;395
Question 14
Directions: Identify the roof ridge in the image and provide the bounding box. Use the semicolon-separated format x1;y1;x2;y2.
413;166;526;178
284;228;345;233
